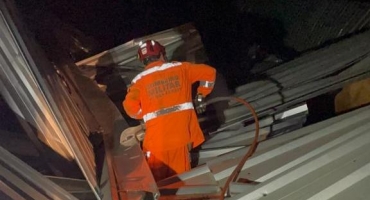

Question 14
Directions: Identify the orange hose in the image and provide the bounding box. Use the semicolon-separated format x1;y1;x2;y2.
217;97;260;200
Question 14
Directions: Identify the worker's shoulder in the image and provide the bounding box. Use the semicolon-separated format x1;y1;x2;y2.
175;61;200;66
167;61;211;70
164;61;183;67
182;62;213;68
131;62;183;84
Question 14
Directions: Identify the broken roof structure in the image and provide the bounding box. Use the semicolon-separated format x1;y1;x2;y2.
1;0;370;199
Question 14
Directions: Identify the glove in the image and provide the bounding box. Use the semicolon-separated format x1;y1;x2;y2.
194;93;206;114
136;121;146;142
120;124;146;147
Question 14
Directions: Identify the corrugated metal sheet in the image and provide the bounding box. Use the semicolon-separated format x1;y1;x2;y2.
76;23;204;68
228;104;370;199
1;1;159;199
0;145;79;200
218;29;370;127
242;0;370;52
157;104;370;199
197;29;370;156
0;2;100;198
75;23;206;86
3;0;369;198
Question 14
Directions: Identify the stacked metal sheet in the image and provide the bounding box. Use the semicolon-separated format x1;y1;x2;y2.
221;30;370;127
200;104;308;151
197;29;370;167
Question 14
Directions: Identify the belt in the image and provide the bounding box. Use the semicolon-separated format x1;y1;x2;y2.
143;102;194;122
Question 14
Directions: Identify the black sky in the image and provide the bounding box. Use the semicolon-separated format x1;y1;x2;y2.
15;0;296;88
16;0;198;48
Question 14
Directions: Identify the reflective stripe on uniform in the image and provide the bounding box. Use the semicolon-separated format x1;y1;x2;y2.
199;81;215;88
131;109;142;119
132;62;182;83
143;102;194;122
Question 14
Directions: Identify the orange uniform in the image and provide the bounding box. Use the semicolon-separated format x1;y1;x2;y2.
123;60;216;181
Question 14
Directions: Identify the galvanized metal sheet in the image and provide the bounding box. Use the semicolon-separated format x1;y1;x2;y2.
0;2;99;198
0;146;78;200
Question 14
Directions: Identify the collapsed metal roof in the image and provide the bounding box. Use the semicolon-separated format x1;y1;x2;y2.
74;20;370;198
159;104;370;199
2;0;370;199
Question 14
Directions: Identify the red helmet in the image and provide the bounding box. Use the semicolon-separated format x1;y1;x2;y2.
137;40;166;62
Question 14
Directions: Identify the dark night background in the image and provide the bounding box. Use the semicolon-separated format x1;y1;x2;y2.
14;0;300;89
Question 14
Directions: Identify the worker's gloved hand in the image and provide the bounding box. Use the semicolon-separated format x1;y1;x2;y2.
194;93;206;114
139;120;146;131
120;124;145;147
137;120;146;142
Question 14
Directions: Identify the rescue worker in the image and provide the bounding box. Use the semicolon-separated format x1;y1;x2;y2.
123;40;216;181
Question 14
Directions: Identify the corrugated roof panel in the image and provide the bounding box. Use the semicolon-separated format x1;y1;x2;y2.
158;105;370;199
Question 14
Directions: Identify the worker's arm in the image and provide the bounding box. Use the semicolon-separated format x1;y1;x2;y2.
123;83;143;119
186;63;217;97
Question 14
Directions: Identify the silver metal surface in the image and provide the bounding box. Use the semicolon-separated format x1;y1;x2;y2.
202;104;307;150
217;106;370;181
3;1;370;199
156;165;220;197
231;129;370;199
223;105;370;199
46;176;95;199
0;146;78;200
0;2;100;198
156;105;370;199
151;105;369;198
1;2;160;198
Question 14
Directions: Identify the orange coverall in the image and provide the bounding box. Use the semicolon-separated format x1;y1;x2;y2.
123;60;216;181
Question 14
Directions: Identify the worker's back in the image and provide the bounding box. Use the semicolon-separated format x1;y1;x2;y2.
124;60;215;153
138;62;193;115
